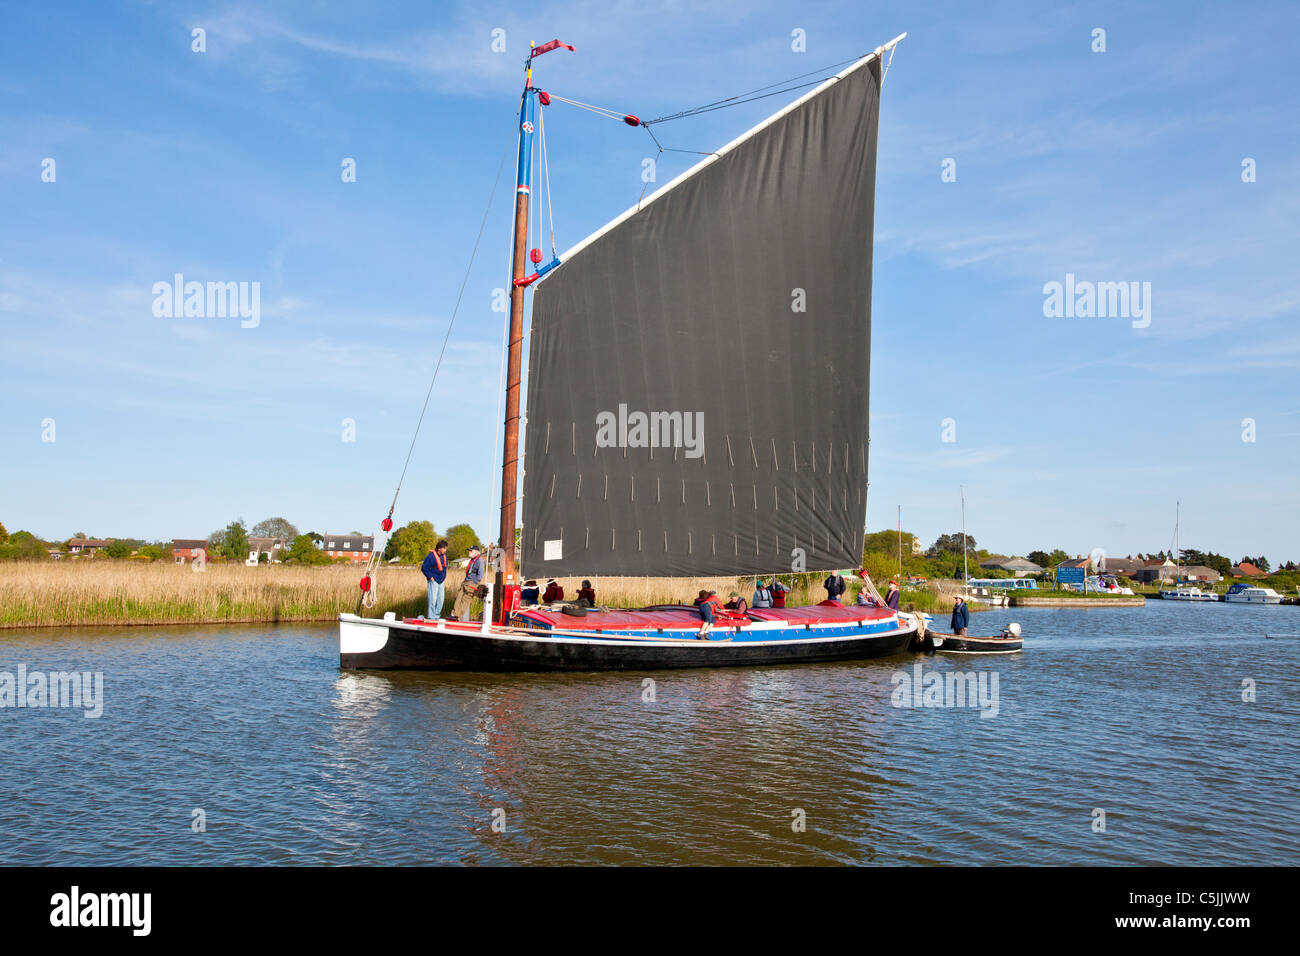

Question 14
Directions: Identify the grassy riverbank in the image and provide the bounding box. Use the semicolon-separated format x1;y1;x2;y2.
0;562;977;628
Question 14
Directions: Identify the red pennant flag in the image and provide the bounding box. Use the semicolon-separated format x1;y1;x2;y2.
531;39;575;58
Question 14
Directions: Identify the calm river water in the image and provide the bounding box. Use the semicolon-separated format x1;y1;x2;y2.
2;603;1297;865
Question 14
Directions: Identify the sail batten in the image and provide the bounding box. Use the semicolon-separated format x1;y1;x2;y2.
523;40;889;577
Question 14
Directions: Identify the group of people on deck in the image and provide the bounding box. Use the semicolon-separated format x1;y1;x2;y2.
420;540;488;622
421;546;932;635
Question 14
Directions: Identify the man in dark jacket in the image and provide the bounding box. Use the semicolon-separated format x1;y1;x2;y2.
420;539;449;618
824;571;847;603
950;595;969;635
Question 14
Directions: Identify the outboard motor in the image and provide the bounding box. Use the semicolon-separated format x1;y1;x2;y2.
1002;622;1022;639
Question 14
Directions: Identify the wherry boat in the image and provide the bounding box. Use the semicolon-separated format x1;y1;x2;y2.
340;33;919;670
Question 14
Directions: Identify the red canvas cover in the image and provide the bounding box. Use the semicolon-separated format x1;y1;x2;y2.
747;603;896;626
517;608;709;631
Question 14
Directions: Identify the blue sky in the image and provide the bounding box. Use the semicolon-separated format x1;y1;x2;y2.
2;0;1297;563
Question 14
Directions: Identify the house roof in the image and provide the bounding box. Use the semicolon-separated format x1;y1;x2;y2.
1233;562;1267;577
247;536;286;550
68;539;111;547
172;539;207;549
998;557;1044;572
1182;565;1220;577
323;533;373;548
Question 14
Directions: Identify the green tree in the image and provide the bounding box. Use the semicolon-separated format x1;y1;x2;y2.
286;534;333;565
1028;549;1069;571
0;522;8;545
928;532;976;557
385;521;437;564
250;517;299;541
0;530;48;561
442;523;480;559
217;519;250;561
105;539;133;558
138;544;169;560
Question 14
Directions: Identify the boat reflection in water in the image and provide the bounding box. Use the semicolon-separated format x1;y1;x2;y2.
327;664;914;865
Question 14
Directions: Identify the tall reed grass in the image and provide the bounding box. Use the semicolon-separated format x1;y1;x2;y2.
0;562;975;628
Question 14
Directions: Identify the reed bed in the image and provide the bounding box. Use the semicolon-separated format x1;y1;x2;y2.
0;562;973;629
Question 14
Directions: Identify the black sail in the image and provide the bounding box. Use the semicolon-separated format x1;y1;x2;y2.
522;54;881;578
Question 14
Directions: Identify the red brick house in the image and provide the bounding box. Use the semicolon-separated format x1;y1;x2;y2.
1232;561;1267;578
322;533;374;563
172;539;208;564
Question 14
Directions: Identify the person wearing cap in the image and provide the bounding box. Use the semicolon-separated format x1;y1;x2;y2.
453;545;486;622
420;538;450;618
724;591;748;613
576;580;596;606
697;590;724;639
885;579;901;611
950;595;969;635
751;578;773;609
543;579;564;603
520;579;540;605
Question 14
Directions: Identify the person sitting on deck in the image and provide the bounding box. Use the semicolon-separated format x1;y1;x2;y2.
824;571;847;603
752;579;773;609
770;580;789;608
855;589;871;606
520;580;540;605
543;579;564;603
950;595;969;636
724;591;748;613
885;580;901;611
576;580;597;607
697;590;724;639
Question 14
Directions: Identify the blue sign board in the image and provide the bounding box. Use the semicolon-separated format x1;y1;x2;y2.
1055;567;1086;585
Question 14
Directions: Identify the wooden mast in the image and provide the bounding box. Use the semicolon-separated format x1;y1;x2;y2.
497;40;571;617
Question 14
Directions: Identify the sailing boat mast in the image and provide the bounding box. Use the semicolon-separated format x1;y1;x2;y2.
1174;500;1181;584
499;39;572;599
961;486;968;599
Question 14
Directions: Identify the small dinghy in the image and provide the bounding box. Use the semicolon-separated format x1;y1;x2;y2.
926;622;1023;654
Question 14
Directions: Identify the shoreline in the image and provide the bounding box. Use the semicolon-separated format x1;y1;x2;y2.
1010;595;1146;607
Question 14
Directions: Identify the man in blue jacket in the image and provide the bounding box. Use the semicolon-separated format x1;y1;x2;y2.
950;595;969;635
420;539;449;619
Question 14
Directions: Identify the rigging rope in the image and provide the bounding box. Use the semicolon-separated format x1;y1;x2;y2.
539;105;557;254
